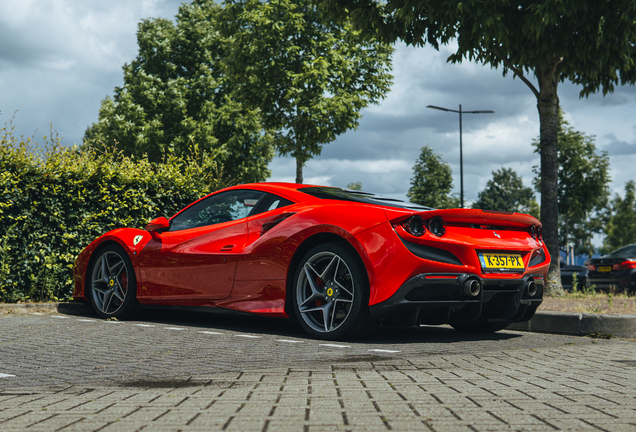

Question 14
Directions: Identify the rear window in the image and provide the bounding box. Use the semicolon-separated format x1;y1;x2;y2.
298;187;431;211
607;244;636;257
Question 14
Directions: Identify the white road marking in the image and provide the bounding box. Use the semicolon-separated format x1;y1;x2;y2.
235;334;261;338
320;344;350;348
31;313;44;315
369;349;400;353
198;331;222;335
134;324;155;327
76;319;95;322
51;315;70;319
0;373;15;378
276;339;303;343
104;320;121;324
165;327;185;331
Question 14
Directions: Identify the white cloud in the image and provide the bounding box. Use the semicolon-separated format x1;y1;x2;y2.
1;1;635;214
0;0;183;145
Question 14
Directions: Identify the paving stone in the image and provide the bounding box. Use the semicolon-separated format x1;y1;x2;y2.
2;311;636;431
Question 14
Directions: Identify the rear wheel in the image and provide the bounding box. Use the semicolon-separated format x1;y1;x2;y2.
451;322;510;334
293;243;376;340
88;244;138;319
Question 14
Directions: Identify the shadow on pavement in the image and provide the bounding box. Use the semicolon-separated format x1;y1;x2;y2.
66;302;522;345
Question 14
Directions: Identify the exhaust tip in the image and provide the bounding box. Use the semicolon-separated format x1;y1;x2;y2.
462;279;481;298
525;280;537;297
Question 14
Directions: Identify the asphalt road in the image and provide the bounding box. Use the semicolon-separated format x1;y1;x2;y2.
1;307;636;431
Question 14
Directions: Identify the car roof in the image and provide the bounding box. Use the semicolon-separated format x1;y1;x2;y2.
223;182;431;211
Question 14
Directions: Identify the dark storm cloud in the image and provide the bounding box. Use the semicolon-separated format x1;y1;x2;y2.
2;2;635;208
603;133;636;155
0;0;184;147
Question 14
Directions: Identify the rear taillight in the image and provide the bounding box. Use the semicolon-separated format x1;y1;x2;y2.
612;260;636;270
427;217;446;237
403;216;425;237
587;263;596;271
529;225;542;241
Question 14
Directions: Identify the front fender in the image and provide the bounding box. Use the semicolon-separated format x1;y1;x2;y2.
72;228;150;300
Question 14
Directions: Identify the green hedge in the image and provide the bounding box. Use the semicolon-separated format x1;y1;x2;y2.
0;125;224;302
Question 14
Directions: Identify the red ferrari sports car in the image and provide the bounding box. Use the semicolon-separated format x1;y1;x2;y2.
73;182;549;340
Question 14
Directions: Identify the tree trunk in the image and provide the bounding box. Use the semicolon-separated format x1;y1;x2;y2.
536;61;564;296
295;155;304;184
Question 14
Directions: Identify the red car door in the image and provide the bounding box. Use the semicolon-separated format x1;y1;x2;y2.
137;190;265;301
138;220;248;300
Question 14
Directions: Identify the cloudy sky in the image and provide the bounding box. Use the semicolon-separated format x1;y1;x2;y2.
3;0;636;206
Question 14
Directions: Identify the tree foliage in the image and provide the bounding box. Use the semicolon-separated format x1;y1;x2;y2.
84;0;274;184
323;0;636;294
0;116;223;303
407;146;459;209
220;0;393;183
346;181;363;191
473;168;538;217
603;181;636;255
533;111;611;257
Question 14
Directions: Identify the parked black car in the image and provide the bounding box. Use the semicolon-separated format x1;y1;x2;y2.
587;244;636;291
560;263;589;290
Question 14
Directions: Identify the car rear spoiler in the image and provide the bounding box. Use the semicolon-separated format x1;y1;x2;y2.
385;208;540;228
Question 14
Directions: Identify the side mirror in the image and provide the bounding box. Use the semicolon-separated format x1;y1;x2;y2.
145;216;170;234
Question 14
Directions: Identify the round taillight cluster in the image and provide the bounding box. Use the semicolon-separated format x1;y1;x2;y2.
428;217;446;237
403;216;425;237
403;216;447;237
529;225;543;241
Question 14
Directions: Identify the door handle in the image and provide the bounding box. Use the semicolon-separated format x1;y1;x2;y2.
220;244;235;251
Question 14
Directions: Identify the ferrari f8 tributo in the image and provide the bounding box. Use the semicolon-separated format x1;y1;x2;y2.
73;183;549;340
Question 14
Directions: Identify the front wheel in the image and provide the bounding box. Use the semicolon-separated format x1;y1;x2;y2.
293;243;376;340
88;244;138;319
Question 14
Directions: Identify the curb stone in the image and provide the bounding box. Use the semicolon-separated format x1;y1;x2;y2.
2;303;636;338
509;310;636;338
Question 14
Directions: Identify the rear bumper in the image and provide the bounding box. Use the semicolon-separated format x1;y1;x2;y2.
588;268;636;288
370;273;543;326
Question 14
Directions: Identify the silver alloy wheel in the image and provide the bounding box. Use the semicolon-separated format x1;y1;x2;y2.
91;251;128;315
296;251;355;333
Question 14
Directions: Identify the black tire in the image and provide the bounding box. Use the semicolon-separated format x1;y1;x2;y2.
292;243;376;340
451;321;510;334
88;244;138;319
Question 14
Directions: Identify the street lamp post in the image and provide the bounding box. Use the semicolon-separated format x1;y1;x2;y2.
426;104;494;208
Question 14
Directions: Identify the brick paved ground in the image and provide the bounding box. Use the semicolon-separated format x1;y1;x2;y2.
1;308;636;431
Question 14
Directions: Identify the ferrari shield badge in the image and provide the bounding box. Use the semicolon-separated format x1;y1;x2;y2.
133;235;144;246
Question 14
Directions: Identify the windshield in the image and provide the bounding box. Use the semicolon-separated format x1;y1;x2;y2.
607;244;636;257
298;187;431;210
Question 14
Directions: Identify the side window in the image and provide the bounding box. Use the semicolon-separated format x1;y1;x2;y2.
169;190;265;231
249;193;294;217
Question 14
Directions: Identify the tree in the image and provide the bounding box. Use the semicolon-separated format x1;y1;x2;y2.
323;0;636;295
533;110;611;258
84;0;274;184
407;146;459;209
220;0;393;184
603;181;636;254
473;168;539;217
346;181;363;190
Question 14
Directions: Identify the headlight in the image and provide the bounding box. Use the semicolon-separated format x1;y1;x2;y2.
428;217;446;237
403;216;425;237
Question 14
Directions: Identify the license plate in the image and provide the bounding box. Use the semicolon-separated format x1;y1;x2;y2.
598;266;612;272
479;253;524;270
